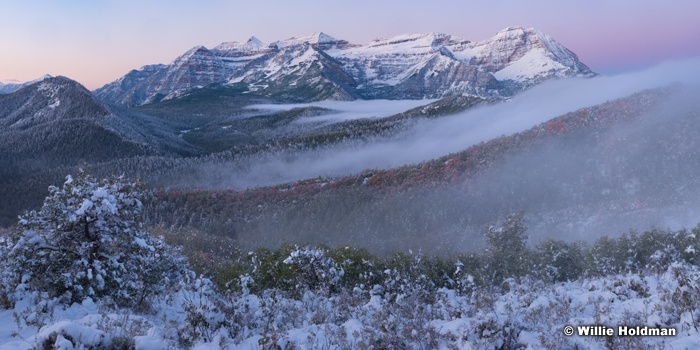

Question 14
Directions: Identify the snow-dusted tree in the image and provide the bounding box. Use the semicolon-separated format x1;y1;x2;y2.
484;211;530;283
485;211;527;257
1;170;188;309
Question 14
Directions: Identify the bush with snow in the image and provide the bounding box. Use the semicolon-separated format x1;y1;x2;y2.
0;170;188;310
282;246;345;296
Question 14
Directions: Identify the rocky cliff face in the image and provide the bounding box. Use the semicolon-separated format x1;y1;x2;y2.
95;27;595;105
89;64;165;107
97;46;235;106
143;46;234;103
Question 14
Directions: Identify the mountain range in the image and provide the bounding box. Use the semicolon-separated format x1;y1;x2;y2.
94;27;595;106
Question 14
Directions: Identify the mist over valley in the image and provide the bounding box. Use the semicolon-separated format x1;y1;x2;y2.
1;46;699;256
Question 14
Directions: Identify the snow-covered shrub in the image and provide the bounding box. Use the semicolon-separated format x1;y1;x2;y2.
0;171;189;309
33;321;111;350
588;235;633;275
668;262;700;332
674;226;700;265
452;258;477;294
282;246;344;296
379;252;442;303
328;245;381;289
533;239;586;282
176;275;230;347
610;274;651;300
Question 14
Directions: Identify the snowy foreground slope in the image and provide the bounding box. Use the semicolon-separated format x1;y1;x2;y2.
1;263;700;349
3;161;700;349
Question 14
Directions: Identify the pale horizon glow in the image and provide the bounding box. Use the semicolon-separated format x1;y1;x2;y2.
1;1;699;90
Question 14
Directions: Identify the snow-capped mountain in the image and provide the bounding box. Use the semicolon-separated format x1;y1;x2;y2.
0;76;197;163
464;27;593;84
95;27;595;106
228;39;360;102
0;74;52;94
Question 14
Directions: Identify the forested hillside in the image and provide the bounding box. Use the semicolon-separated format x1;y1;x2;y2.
146;86;691;254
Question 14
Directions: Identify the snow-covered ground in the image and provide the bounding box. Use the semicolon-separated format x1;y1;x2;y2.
2;262;700;349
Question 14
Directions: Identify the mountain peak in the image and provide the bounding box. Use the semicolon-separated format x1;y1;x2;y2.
310;32;336;43
171;45;216;67
276;32;338;48
497;26;526;33
472;26;594;82
183;45;209;56
33;76;95;98
492;26;554;45
214;36;267;52
0;75;109;131
247;36;264;47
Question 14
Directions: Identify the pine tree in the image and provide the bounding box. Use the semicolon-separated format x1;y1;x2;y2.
484;211;529;283
1;170;188;308
485;211;527;257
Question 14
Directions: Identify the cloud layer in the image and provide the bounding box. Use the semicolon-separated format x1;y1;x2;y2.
200;56;700;190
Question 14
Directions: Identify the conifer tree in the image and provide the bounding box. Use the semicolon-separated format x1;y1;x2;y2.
1;170;188;308
484;211;529;282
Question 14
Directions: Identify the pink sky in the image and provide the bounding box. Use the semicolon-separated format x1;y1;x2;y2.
1;1;699;90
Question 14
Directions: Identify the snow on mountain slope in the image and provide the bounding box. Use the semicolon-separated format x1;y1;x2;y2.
214;36;266;52
95;46;234;106
0;74;52;94
229;42;359;101
494;48;567;81
92;64;166;106
275;31;343;49
95;27;595;105
211;36;276;72
148;45;233;101
465;27;593;83
0;76;197;160
326;33;469;87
